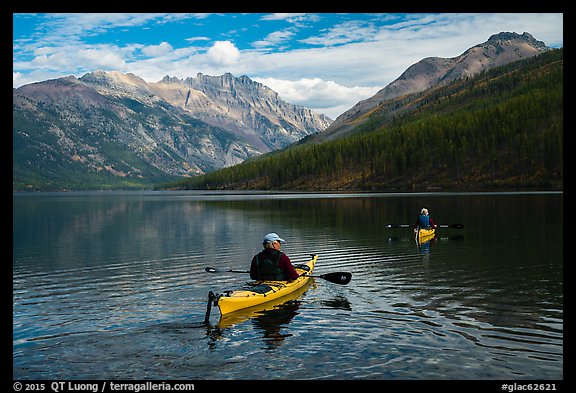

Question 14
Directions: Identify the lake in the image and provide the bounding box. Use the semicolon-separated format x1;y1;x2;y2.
12;191;563;381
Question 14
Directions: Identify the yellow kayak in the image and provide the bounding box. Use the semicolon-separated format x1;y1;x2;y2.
208;254;318;318
416;227;436;243
217;279;315;328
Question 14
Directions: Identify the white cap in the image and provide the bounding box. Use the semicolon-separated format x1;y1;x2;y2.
263;233;285;244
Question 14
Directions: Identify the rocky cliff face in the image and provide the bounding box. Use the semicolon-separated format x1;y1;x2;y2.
150;72;332;151
321;32;551;141
13;71;332;190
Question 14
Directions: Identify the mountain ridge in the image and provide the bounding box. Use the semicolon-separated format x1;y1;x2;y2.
318;31;551;142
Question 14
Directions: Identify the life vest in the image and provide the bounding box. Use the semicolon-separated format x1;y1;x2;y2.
255;249;286;280
418;214;431;229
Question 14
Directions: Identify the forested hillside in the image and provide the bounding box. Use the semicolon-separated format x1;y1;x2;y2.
162;48;563;191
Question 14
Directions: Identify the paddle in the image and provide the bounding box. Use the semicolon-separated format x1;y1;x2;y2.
438;224;464;229
387;223;464;229
204;267;352;285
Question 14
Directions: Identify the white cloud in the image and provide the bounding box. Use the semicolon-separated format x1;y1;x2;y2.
301;20;378;46
25;45;126;72
260;14;307;21
30;50;70;68
254;77;381;120
185;36;210;43
252;29;296;49
206;41;240;66
77;48;126;69
141;41;174;57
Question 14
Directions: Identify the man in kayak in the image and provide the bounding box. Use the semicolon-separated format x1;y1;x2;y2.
250;233;301;281
414;208;437;230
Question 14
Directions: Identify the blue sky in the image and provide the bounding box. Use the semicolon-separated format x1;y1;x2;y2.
13;13;563;119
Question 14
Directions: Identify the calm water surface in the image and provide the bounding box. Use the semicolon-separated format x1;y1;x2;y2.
13;191;563;380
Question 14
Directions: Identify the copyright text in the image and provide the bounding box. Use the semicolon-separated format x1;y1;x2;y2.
12;382;195;393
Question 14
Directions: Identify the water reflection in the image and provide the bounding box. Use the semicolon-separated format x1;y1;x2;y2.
320;296;352;311
417;237;434;255
251;301;301;349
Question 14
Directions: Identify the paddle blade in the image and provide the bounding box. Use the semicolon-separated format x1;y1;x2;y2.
319;272;352;285
205;267;250;274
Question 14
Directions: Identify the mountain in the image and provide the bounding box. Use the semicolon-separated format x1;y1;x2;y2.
164;47;563;191
79;71;331;151
13;72;331;191
153;73;332;151
316;32;551;142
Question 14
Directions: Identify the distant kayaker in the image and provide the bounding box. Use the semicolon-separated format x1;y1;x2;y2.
250;233;300;281
414;208;437;230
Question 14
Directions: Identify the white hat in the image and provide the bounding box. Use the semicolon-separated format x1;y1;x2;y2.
263;233;285;244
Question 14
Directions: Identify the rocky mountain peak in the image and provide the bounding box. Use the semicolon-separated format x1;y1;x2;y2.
187;72;271;95
192;72;236;86
487;32;547;49
80;70;153;99
160;75;182;84
81;70;147;87
154;71;331;150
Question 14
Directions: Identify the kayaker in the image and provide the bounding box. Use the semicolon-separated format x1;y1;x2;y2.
414;208;437;230
250;233;300;281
